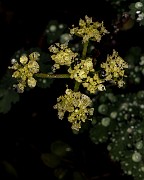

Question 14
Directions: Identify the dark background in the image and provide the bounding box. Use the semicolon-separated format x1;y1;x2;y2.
0;0;142;179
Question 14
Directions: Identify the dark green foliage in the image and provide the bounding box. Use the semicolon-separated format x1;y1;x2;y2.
0;88;19;114
89;89;144;180
0;71;19;113
129;0;144;26
44;20;67;45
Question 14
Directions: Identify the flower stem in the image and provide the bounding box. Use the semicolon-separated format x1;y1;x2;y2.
74;41;89;92
82;41;89;59
35;73;70;78
74;81;80;92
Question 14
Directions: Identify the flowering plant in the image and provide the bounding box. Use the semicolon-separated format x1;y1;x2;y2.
1;5;144;178
8;15;128;131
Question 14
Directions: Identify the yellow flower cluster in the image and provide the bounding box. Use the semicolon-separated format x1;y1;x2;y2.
101;50;128;87
70;15;109;43
49;43;78;72
68;57;95;83
68;58;105;94
67;49;128;93
53;88;94;131
82;73;106;93
8;52;40;93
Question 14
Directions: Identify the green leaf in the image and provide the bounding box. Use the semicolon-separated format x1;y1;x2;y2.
0;88;19;114
41;153;61;168
73;171;84;180
45;20;67;45
2;161;18;178
89;123;109;144
54;168;68;179
51;140;72;157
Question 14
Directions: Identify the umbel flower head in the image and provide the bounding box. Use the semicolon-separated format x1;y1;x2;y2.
53;87;94;131
70;15;109;43
8;52;40;93
82;73;106;93
49;43;78;72
101;49;128;87
68;57;95;83
68;58;106;93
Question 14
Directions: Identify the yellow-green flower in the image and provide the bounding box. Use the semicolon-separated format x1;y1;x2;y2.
82;73;105;94
101;49;128;87
49;43;78;72
70;15;109;43
68;57;95;83
53;87;94;131
8;52;40;93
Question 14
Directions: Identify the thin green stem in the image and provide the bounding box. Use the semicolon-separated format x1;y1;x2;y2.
82;41;89;59
74;41;89;92
74;81;80;92
35;73;70;78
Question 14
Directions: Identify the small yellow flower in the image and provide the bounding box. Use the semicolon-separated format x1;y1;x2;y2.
20;55;28;65
14;83;25;93
29;51;40;61
27;77;37;88
27;61;39;74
